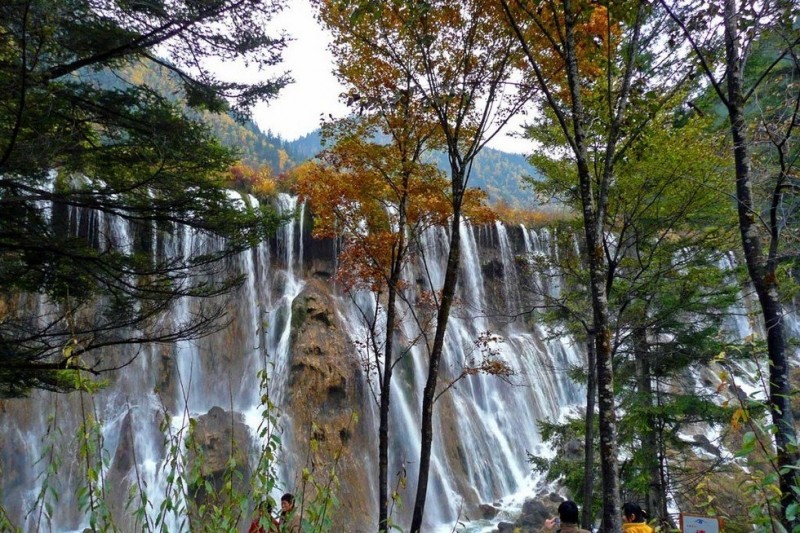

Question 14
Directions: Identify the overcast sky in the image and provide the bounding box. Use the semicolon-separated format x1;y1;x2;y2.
250;0;347;141
250;0;529;154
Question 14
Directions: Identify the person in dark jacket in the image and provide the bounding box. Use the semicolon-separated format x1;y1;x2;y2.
544;500;591;532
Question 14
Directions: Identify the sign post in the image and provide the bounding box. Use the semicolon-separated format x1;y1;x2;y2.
680;513;721;533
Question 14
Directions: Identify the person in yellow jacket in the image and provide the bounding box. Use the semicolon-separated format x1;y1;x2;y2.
621;502;654;533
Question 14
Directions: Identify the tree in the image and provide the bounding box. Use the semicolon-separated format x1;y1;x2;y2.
658;0;800;525
527;111;740;527
0;0;289;396
607;117;739;526
298;10;446;525
501;0;704;528
312;1;528;529
297;111;446;531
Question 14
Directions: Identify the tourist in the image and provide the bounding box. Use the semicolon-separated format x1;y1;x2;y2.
621;502;653;533
544;499;590;532
279;492;302;532
248;500;279;533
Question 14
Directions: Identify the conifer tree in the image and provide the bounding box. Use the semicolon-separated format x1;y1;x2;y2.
0;0;289;396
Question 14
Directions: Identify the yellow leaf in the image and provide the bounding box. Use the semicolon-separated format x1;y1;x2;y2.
731;407;748;430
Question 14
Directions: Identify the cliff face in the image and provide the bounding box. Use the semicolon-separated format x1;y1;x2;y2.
0;200;586;532
285;278;375;532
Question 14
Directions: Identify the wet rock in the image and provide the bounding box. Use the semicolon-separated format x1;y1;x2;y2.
479;503;500;519
290;289;336;343
185;406;253;524
287;279;372;532
0;426;29;497
153;343;177;409
299;222;336;278
482;258;504;280
191;406;252;474
692;434;721;457
110;411;136;475
492;495;560;533
564;439;583;461
518;498;550;528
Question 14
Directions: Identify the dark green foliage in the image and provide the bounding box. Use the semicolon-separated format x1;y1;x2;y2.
0;0;288;396
524;102;746;521
529;416;596;499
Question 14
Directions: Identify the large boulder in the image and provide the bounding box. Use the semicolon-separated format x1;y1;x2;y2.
480;503;501;519
287;279;373;532
186;406;253;523
517;498;551;529
488;495;560;533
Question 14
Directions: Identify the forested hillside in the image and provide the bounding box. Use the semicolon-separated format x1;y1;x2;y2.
88;63;299;172
282;129;539;206
425;148;539;207
90;63;537;206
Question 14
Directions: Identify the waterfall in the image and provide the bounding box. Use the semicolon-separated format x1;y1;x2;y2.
333;220;585;530
0;198;588;532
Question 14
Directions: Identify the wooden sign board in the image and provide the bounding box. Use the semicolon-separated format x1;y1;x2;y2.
680;513;721;533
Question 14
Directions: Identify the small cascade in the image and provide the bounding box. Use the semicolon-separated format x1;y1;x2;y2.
495;221;522;315
719;252;756;340
268;194;306;406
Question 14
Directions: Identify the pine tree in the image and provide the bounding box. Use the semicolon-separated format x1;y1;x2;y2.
0;0;289;396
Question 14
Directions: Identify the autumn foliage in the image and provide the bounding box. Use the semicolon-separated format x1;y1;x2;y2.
226;163;278;199
296;125;495;294
505;0;618;101
492;200;573;227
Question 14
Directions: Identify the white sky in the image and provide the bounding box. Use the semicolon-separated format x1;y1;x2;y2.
250;0;529;154
251;0;347;140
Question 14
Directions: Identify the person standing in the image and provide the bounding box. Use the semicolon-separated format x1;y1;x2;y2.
544;500;591;532
621;502;654;533
278;493;302;532
248;500;279;533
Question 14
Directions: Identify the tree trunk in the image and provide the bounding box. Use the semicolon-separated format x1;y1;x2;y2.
378;282;396;532
632;326;664;524
410;205;462;532
582;334;597;530
655;383;671;528
722;0;799;525
593;299;620;532
563;0;621;527
380;179;409;532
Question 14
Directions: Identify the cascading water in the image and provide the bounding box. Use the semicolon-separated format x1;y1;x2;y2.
0;197;588;532
335;219;585;531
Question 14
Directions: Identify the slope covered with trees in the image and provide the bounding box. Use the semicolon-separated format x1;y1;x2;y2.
93;61;539;207
90;62;299;173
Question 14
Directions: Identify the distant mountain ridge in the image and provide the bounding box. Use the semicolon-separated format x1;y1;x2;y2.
279;130;539;207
